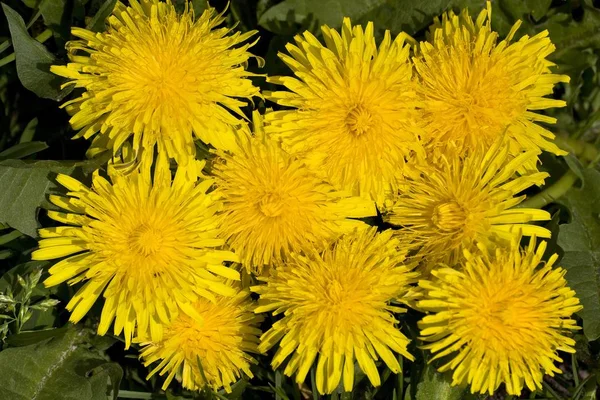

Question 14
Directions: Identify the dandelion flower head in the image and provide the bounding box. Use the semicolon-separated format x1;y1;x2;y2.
418;237;582;395
140;290;262;393
212;121;376;273
265;18;421;205
253;228;419;394
414;1;569;170
384;139;551;268
32;155;240;348
51;0;260;165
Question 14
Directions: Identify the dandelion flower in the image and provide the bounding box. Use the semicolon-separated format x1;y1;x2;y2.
51;0;260;165
384;139;551;268
212;127;376;273
418;237;582;396
253;228;419;394
31;155;240;348
264;18;420;205
414;2;569;170
140;290;262;393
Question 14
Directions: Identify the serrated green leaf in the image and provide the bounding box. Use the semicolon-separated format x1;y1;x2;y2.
2;4;71;101
545;5;600;60
558;168;600;340
0;325;122;400
415;366;465;400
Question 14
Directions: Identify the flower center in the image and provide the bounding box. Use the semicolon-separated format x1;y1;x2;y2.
259;192;285;217
345;105;373;136
130;224;165;256
431;201;466;232
469;285;538;349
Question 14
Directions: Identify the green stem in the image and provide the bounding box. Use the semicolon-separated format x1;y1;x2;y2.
519;170;578;209
397;355;404;400
0;28;53;68
520;136;600;208
554;135;599;162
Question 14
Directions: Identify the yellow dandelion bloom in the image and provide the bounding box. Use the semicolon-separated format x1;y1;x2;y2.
51;0;260;165
31;155;240;348
414;1;569;170
418;237;582;396
212;128;376;273
140;290;262;393
253;228;419;394
384;139;551;268
264;18;420;205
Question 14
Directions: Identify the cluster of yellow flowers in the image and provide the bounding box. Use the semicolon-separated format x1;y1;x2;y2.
32;0;583;397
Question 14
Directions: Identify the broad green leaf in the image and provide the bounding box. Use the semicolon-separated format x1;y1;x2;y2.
0;142;48;161
0;155;109;238
2;4;71;101
0;325;122;400
558;169;600;340
86;0;117;32
415;366;465;400
0;160;76;237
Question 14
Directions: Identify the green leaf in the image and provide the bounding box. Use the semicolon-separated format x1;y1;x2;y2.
0;261;50;296
415;365;465;400
191;0;209;15
39;0;70;41
545;5;600;61
0;229;23;245
258;0;490;37
19;118;39;144
2;4;71;101
527;0;552;21
0;142;48;161
259;0;388;34
0;159;76;237
21;0;42;8
5;326;68;347
86;0;117;32
558;168;600;340
0;325;122;400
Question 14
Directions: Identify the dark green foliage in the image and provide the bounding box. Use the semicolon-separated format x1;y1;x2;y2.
0;0;598;399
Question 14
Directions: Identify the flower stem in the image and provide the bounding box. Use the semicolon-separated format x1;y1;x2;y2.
520;170;578;209
520;135;600;208
554;135;599;162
